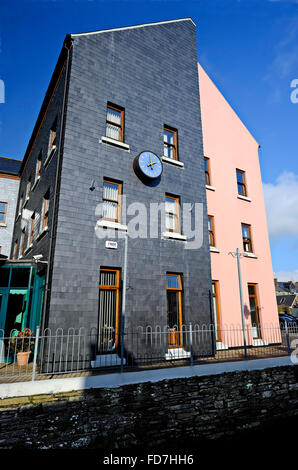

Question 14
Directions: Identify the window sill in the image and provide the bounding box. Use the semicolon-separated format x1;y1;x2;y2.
161;156;184;168
100;136;130;151
210;246;220;253
36;226;49;240
23;244;33;255
97;219;128;231
237;195;252;202
44;145;57;167
0;222;7;227
243;252;258;259
206;185;216;191
32;176;40;191
162;231;187;241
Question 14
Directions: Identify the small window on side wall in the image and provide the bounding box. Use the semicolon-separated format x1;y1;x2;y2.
204;158;211;186
165;194;181;233
29;212;35;246
35;153;42;183
102;179;122;223
208;215;215;247
242;223;253;253
49;118;57;154
163;126;178;160
19;228;26;257
0;202;7;223
26;177;31;201
237;169;247;196
40;192;49;232
106;103;124;142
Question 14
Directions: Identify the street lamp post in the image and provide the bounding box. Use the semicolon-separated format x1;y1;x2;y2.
229;248;248;360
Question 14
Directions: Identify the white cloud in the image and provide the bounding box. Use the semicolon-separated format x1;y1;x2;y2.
263;171;298;239
274;270;298;282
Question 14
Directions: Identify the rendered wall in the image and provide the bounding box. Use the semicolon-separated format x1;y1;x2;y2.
198;64;279;346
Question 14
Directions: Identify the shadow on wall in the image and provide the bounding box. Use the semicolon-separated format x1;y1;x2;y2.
244;304;250;320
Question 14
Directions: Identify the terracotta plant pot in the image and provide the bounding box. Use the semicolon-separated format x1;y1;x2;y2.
16;351;31;366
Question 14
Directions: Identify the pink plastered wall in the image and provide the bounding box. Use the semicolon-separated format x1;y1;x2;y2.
198;64;279;346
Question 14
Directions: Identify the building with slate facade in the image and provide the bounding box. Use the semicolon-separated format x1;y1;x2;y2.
8;19;214;364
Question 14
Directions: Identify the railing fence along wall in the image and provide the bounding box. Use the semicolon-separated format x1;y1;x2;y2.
0;323;297;382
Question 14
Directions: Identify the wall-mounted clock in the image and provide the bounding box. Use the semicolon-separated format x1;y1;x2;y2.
133;151;163;181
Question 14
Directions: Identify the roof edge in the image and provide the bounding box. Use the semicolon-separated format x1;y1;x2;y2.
19;34;72;176
198;62;260;148
71;18;196;38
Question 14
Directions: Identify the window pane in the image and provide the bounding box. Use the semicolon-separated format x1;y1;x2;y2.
0;203;6;213
238;183;244;195
164;143;174;159
165;197;177;214
100;270;117;286
167;290;180;327
0;213;5;222
164;129;174;145
165;213;175;231
0;268;10;287
208;217;212;230
237;171;244;183
204;159;208;171
107;107;121;125
103;201;117;220
98;289;117;351
10;268;30;288
103;182;119;202
248;285;255;296
106;123;120;140
242;225;250;238
166;274;180;289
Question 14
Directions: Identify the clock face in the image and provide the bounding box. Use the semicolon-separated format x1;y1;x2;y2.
134;151;163;180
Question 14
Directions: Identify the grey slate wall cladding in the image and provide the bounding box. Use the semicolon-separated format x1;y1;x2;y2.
0;176;19;256
47;20;214;358
11;67;67;261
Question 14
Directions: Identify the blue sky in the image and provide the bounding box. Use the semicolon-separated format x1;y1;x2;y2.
0;0;297;280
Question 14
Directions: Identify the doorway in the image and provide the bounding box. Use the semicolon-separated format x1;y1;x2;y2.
98;268;120;353
166;273;183;348
248;284;261;339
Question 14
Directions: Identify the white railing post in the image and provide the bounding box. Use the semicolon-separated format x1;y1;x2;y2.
31;326;40;381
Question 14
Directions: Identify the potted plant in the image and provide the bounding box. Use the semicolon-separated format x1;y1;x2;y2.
11;329;35;366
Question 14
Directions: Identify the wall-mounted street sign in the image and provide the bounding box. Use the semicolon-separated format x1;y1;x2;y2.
105;240;118;249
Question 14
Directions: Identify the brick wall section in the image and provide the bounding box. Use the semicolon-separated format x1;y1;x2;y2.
0;365;298;449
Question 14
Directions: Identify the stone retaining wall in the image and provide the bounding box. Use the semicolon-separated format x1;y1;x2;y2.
0;365;298;449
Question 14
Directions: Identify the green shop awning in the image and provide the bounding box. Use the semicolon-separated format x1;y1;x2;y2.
9;290;28;296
